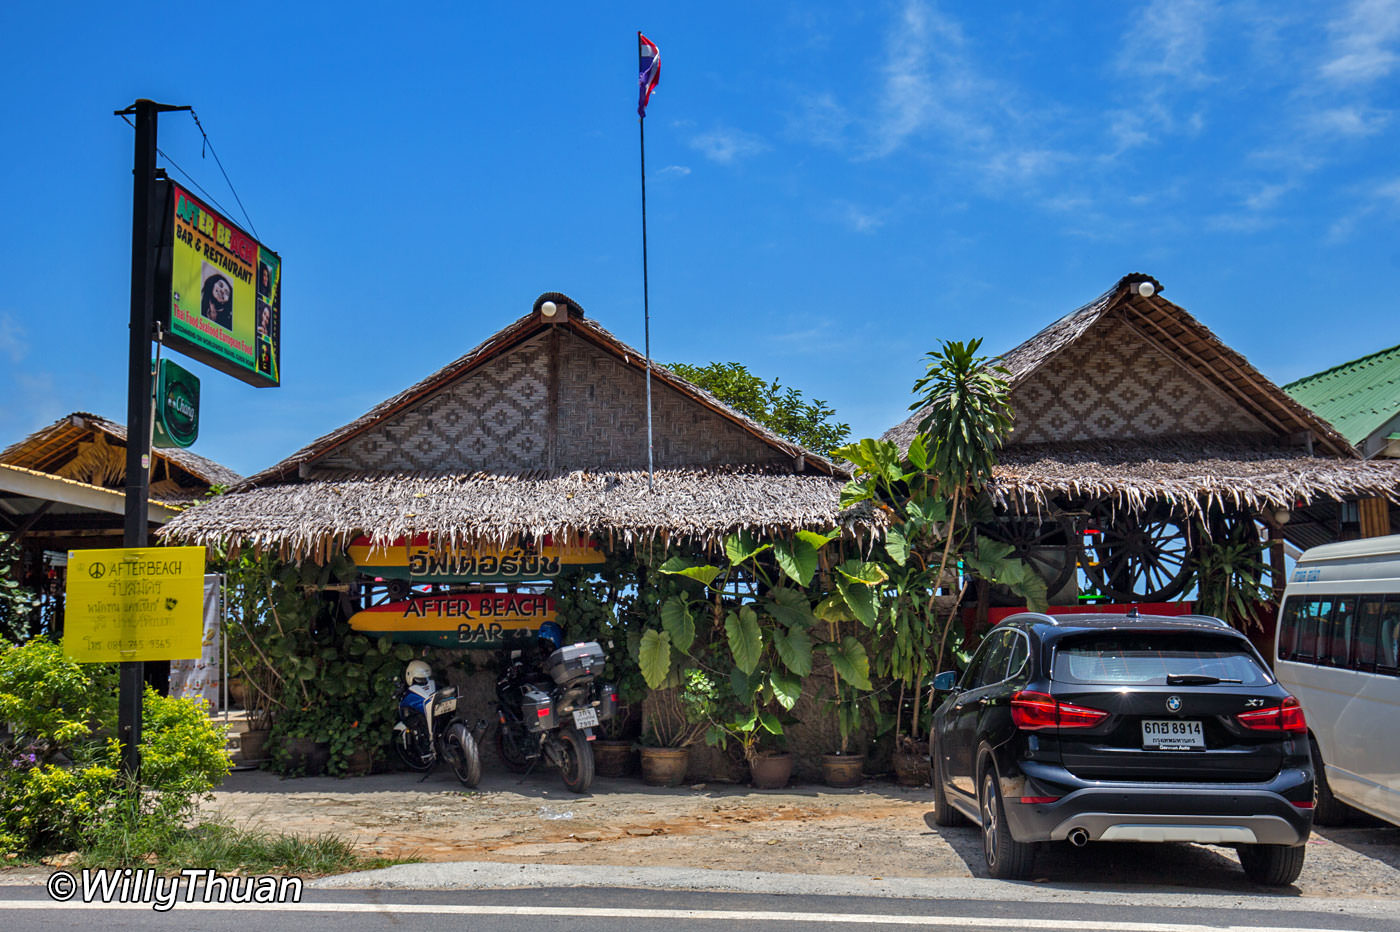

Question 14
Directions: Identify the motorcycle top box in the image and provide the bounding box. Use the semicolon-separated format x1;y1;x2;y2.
548;641;605;686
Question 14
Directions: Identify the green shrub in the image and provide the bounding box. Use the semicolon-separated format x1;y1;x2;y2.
0;638;231;856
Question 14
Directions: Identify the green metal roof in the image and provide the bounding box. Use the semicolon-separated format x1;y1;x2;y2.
1284;343;1400;447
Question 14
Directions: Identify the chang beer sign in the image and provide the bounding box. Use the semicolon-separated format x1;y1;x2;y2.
153;357;199;449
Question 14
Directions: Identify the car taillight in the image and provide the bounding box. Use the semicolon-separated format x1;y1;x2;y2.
1011;690;1109;731
1235;696;1307;733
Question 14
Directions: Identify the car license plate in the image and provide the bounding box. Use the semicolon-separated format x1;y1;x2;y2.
1142;719;1203;750
436;697;456;714
572;708;599;728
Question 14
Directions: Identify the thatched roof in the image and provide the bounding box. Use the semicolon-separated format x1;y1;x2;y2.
1;412;240;503
162;294;860;558
882;274;1400;515
162;467;879;560
990;437;1400;517
239;293;838;488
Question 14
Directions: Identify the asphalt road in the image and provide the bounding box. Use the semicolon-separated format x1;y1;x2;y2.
1;883;1396;932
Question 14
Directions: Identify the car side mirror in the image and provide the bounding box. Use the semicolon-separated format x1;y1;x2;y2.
933;671;958;692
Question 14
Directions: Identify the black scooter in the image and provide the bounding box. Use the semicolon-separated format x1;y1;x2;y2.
494;640;617;793
393;660;484;786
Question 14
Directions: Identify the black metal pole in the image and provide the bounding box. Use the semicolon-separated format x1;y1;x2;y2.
116;98;187;777
639;110;654;490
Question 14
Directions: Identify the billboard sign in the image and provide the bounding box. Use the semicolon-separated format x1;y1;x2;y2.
161;182;280;387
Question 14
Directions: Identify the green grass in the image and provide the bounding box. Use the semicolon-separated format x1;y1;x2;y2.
78;820;411;876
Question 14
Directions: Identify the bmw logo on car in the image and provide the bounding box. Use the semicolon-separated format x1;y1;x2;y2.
1166;695;1182;713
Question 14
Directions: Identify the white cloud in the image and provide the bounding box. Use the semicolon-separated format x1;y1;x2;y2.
1115;0;1218;85
688;128;768;165
0;314;26;363
1304;106;1392;137
1320;0;1400;85
658;165;691;177
836;201;887;233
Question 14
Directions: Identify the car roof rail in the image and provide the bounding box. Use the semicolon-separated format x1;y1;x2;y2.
1001;611;1060;626
1176;613;1233;629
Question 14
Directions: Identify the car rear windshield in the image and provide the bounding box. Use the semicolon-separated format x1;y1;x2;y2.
1051;633;1272;686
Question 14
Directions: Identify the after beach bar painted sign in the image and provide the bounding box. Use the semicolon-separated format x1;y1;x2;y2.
347;592;557;647
348;535;604;583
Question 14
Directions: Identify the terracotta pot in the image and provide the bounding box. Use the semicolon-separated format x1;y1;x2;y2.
821;753;865;788
639;746;690;786
749;752;793;789
236;728;270;764
346;748;374;776
226;677;247;708
893;745;930;787
283;736;330;776
593;739;635;778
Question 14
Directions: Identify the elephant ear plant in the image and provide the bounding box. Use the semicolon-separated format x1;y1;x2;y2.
636;530;875;765
834;338;1047;746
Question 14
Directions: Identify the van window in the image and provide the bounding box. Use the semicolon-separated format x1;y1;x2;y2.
1320;597;1357;667
1277;598;1301;661
1354;597;1385;669
1294;598;1332;661
1381;599;1400;675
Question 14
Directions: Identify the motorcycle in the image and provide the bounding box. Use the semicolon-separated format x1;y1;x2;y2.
495;637;617;793
393;659;484;786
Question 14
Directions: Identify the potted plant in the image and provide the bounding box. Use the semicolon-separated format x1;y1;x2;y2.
637;679;707;786
821;682;868;788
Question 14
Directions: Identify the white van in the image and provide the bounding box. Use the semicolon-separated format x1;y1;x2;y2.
1276;534;1400;828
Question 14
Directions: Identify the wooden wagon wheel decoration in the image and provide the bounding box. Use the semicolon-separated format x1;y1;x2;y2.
1082;500;1195;602
976;511;1082;603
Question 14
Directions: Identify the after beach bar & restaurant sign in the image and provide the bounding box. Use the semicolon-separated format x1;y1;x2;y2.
160;182;281;388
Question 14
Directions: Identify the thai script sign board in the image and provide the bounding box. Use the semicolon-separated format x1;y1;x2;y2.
348;535;604;583
63;547;206;662
347;592;556;647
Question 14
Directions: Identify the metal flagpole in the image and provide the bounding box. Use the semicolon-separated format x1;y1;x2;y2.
639;104;654;491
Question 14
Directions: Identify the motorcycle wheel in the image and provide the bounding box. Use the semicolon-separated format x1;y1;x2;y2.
444;722;481;788
559;729;595;794
393;725;434;772
495;723;531;773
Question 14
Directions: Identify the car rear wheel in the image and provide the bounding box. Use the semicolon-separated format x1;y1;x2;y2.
979;768;1036;880
930;742;965;826
1237;844;1306;886
1310;736;1352;826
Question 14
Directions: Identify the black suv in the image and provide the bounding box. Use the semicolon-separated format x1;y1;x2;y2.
929;611;1314;885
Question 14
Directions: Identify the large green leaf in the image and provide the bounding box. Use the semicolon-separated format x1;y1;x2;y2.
774;538;819;586
770;669;802;710
758;709;783;736
724;531;772;566
825;636;872;690
837;579;877;628
660;596;696;653
725;606;763;675
835;559;889;586
658;556;723;588
772;625;813;678
907;433;930;472
638;629;672;689
765;587;815;629
796;529;837;551
884;528;910;567
730;666;759;701
814;593;856;624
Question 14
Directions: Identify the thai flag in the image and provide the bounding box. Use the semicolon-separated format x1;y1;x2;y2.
638;33;660;117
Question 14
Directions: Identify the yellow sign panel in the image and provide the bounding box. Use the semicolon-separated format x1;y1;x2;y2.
63;547;206;663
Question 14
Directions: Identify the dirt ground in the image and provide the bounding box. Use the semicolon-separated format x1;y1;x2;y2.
197;766;1400;897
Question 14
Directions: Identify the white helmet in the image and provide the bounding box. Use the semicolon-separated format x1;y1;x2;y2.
405;660;432;687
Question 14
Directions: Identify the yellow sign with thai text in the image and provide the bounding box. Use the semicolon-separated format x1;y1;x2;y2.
63;547;206;662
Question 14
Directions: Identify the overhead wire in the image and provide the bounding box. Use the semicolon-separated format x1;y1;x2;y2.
117;113;239;223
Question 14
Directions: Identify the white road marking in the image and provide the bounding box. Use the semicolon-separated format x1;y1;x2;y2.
0;899;1372;931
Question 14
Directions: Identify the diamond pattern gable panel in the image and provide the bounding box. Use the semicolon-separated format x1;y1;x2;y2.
319;338;551;473
1008;316;1269;445
557;334;787;469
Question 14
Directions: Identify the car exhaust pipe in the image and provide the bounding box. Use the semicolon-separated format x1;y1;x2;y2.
1068;828;1090;847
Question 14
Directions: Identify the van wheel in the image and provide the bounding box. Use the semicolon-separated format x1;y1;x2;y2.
1310;736;1351;826
979;768;1036;880
1238;844;1306;886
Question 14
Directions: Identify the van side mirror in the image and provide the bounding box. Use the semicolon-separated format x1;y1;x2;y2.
933;671;958;692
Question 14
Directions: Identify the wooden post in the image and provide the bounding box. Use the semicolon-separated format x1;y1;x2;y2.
1268;526;1287;605
1359;496;1391;539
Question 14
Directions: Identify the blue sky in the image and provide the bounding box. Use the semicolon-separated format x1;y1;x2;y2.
2;2;1399;477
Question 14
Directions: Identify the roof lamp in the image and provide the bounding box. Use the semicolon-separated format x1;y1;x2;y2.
1135;281;1156;298
541;300;559;318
